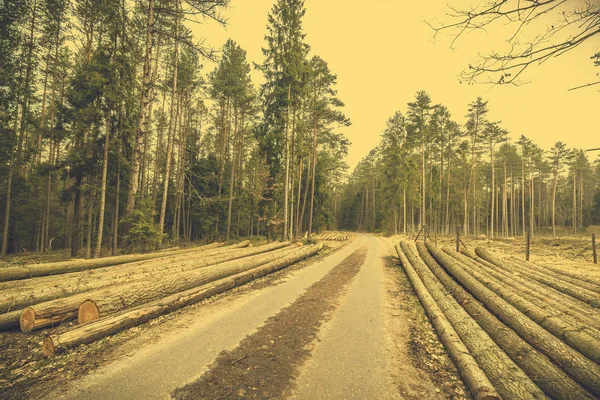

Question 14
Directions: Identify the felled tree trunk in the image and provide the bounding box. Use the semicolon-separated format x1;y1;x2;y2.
476;248;600;307
395;244;500;400
1;241;281;314
508;257;600;294
414;242;595;400
425;242;600;397
399;242;546;399
43;244;322;356
449;247;600;364
20;244;299;332
455;248;600;331
0;241;228;281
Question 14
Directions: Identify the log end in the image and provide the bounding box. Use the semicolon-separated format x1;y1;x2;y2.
42;336;56;357
78;300;100;324
20;307;36;333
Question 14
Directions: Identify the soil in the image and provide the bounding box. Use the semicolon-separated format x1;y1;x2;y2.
171;248;368;400
383;253;469;400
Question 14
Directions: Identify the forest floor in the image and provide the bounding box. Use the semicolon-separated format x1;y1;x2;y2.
1;235;469;400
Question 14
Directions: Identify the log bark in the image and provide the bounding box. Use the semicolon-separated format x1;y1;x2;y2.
511;259;600;286
475;248;600;307
0;241;280;314
456;249;600;331
414;242;595;400
398;242;546;399
424;242;600;396
450;247;600;364
43;244;323;356
0;241;228;281
395;244;501;400
21;244;300;331
0;310;21;331
507;257;600;294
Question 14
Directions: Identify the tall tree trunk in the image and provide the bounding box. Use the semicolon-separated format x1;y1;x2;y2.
503;161;508;238
288;108;296;239
552;172;557;238
112;145;121;256
403;188;407;234
86;194;94;259
1;141;16;256
521;160;526;236
579;170;583;230
226;107;238;240
308;104;317;237
421;132;426;228
158;14;179;245
530;165;534;237
295;158;303;238
37;47;52;164
283;85;291;241
490;150;495;239
126;0;155;218
445;156;451;234
94;115;110;258
572;170;577;232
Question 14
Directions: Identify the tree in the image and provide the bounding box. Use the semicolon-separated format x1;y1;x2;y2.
209;39;254;240
126;0;229;222
406;91;432;229
465;97;488;235
483;121;508;238
306;56;349;237
548;142;570;237
0;0;29;255
430;0;600;87
256;0;310;241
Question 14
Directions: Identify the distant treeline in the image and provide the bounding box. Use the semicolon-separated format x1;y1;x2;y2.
338;91;600;237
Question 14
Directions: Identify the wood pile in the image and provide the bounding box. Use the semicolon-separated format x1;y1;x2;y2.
396;240;600;400
312;231;353;241
0;240;323;356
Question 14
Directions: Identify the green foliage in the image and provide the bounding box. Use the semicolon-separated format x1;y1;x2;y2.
121;198;164;253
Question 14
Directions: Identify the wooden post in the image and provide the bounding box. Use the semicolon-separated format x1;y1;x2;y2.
456;226;460;252
593;233;597;265
526;228;530;261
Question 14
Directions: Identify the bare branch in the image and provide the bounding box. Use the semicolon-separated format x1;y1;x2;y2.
429;0;600;85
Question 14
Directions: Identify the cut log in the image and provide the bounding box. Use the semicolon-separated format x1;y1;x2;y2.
452;247;600;364
0;241;230;281
21;244;300;331
415;242;596;400
398;242;546;399
511;258;600;286
454;248;600;331
476;248;600;308
508;257;600;295
424;242;600;397
395;244;501;400
0;241;287;314
43;244;323;357
0;310;21;331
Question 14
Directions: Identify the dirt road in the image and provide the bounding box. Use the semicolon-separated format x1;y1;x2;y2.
51;235;460;400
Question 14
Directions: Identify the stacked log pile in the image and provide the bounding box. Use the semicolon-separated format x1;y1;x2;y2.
396;240;600;400
0;240;323;356
312;231;353;241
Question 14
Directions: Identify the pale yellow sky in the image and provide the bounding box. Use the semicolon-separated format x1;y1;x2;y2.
194;0;599;168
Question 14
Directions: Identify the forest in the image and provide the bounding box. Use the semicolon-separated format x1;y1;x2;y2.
1;0;598;258
0;0;350;256
338;92;600;237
